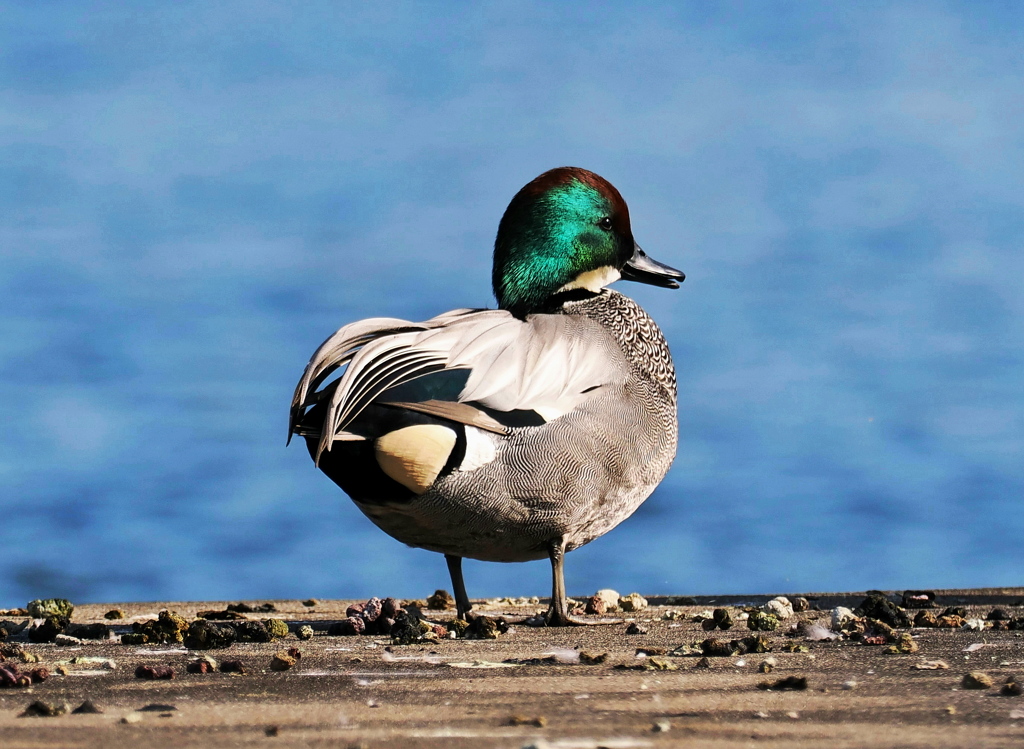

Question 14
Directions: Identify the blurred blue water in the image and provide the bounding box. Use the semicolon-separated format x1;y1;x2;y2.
1;2;1022;606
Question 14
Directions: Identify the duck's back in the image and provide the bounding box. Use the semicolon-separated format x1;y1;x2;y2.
353;289;679;563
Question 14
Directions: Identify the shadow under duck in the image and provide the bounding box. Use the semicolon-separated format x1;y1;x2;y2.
289;167;684;625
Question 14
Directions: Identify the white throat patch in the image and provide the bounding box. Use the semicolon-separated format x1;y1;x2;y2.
557;265;620;294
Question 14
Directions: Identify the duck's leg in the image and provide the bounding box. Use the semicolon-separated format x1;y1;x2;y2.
445;554;473;620
544;537;577;627
539;538;624;626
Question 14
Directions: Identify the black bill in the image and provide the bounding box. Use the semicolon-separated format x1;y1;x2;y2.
620;244;685;288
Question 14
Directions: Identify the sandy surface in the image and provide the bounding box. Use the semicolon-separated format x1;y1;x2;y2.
2;589;1023;748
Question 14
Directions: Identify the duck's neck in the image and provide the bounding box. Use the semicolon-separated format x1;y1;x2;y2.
536;287;602;314
559;290;677;399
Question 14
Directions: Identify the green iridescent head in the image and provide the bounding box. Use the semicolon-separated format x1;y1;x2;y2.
493;167;683;317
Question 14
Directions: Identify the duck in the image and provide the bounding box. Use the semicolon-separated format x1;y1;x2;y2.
289;167;684;626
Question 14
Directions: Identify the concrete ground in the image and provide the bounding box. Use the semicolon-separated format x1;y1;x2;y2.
2;589;1023;748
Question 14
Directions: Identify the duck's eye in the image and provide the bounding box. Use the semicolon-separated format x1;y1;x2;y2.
598;217;613;231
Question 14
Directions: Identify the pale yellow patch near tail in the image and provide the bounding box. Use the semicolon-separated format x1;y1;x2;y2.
374;424;457;494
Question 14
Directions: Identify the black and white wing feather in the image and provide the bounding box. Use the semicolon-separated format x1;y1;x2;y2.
289;308;627;460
